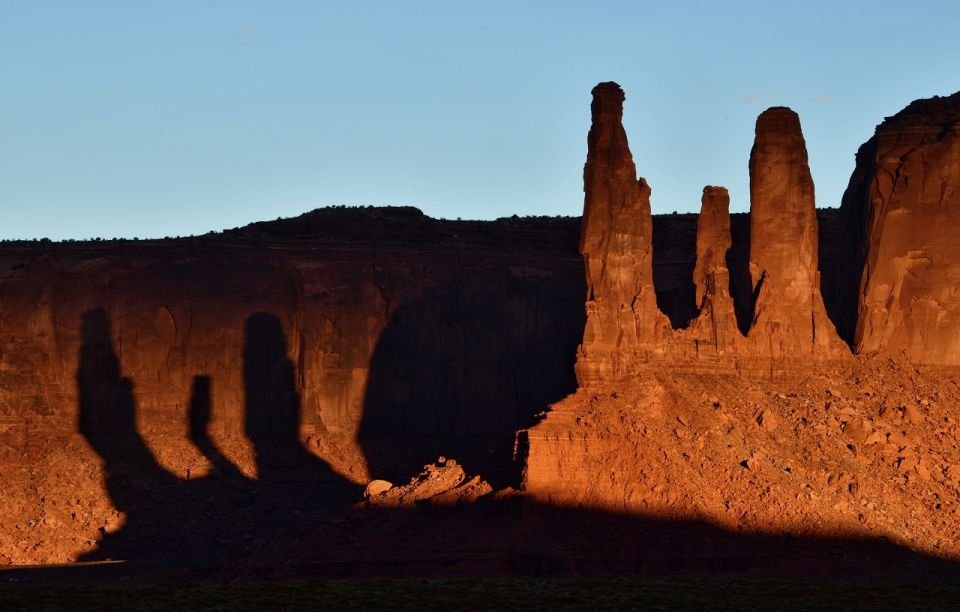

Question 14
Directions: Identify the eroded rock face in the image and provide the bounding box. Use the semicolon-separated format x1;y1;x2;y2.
577;82;669;385
838;91;960;365
746;107;844;359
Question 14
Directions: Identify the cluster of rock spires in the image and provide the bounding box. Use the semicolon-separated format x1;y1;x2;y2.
577;82;960;383
518;85;960;552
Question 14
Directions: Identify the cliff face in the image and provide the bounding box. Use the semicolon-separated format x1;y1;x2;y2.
0;219;585;486
0;206;856;565
838;91;960;365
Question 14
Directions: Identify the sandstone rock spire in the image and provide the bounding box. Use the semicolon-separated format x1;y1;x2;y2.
749;108;818;311
688;185;737;353
747;107;842;358
838;90;960;365
693;186;732;309
577;82;668;384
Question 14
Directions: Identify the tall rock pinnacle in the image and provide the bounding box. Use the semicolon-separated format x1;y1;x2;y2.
749;108;819;310
747;107;842;358
577;82;668;384
688;185;737;354
693;186;732;309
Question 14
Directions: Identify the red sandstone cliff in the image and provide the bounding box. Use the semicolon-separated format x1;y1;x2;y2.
0;211;587;563
838;90;960;365
0;215;584;481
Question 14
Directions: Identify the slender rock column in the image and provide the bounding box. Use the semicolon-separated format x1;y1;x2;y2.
577;82;668;384
689;186;737;353
747;107;843;359
694;186;732;308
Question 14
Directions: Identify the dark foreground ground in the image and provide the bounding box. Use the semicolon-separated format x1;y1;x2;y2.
3;577;960;611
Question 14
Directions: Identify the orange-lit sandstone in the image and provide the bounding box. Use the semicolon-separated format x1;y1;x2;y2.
577;82;670;386
3;86;960;580
746;107;846;361
518;84;960;569
838;90;960;365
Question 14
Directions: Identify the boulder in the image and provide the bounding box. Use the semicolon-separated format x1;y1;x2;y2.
363;479;393;498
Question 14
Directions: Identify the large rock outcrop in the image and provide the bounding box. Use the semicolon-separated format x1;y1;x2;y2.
838;91;960;365
518;87;960;568
746;107;844;360
577;82;669;385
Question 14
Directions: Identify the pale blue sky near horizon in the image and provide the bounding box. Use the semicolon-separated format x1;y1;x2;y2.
2;1;959;239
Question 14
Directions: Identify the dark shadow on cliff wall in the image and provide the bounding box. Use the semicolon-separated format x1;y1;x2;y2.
727;213;755;335
358;270;585;488
188;375;239;476
827;143;876;349
77;309;358;563
652;214;699;329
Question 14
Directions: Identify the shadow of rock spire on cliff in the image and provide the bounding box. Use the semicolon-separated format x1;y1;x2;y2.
76;309;358;563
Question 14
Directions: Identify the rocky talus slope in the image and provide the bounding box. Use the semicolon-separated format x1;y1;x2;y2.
522;357;960;557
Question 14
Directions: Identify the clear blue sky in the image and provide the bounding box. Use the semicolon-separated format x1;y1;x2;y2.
2;1;959;239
